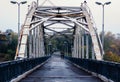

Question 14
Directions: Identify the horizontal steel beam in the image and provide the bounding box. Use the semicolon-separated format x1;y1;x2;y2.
63;16;89;32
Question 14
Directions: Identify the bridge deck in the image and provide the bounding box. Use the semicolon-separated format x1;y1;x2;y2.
20;56;103;82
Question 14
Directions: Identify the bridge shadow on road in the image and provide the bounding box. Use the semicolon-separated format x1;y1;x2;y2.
20;55;103;82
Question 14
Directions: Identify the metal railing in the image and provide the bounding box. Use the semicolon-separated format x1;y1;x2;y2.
65;57;120;82
0;56;50;82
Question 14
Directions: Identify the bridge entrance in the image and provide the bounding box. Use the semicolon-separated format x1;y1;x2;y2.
16;1;103;60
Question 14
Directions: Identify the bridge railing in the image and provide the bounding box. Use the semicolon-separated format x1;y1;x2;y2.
0;56;50;82
65;57;120;82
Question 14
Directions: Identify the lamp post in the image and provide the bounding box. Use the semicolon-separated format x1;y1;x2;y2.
10;1;27;38
11;1;27;56
95;1;111;49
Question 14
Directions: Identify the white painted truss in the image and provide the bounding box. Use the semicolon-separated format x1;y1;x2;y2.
15;1;103;60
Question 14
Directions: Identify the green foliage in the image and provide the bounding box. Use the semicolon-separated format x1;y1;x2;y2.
104;32;120;63
0;42;8;53
0;30;18;61
104;32;115;51
7;32;18;50
6;49;15;60
104;51;120;63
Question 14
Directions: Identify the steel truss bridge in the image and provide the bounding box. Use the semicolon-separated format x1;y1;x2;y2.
16;1;103;60
0;1;120;82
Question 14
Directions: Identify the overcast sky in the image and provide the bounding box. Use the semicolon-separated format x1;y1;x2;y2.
0;0;120;34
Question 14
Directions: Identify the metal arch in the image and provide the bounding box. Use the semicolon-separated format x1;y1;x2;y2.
15;1;37;59
16;1;103;60
81;3;103;60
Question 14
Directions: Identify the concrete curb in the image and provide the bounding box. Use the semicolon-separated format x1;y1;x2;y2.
66;59;114;82
10;58;50;82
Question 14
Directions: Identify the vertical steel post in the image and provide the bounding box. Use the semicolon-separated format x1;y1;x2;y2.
36;27;39;57
82;34;84;58
17;3;20;56
39;26;41;57
29;30;32;58
86;34;89;59
102;5;104;50
33;29;36;58
92;46;95;59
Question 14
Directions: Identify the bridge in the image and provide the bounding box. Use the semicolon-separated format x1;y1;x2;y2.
0;1;120;82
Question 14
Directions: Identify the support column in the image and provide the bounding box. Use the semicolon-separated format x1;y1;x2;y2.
77;26;80;58
92;46;95;59
86;34;89;59
72;36;75;57
33;29;36;58
82;33;84;58
78;34;81;58
38;26;41;57
74;25;82;58
29;30;32;58
39;25;42;57
39;24;45;57
36;27;39;57
76;35;79;58
41;25;45;56
38;26;40;57
73;35;76;57
35;28;37;57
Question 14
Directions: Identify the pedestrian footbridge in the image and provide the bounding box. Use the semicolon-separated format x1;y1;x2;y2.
0;0;120;82
20;55;103;82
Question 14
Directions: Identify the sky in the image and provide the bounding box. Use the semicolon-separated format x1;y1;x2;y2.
0;0;120;34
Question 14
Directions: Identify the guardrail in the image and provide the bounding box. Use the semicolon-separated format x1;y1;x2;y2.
65;57;120;82
0;56;50;82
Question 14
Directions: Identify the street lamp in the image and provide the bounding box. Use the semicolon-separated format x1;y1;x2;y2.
95;1;111;49
11;1;27;56
10;1;27;37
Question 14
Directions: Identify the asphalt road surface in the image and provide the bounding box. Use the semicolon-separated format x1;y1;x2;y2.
20;55;103;82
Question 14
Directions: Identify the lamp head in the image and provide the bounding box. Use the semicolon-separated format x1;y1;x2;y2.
10;1;17;4
105;2;111;5
95;2;102;5
21;1;27;4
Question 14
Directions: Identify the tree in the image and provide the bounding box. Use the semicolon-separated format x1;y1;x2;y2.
0;29;18;61
7;31;18;60
103;31;120;62
104;32;115;51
